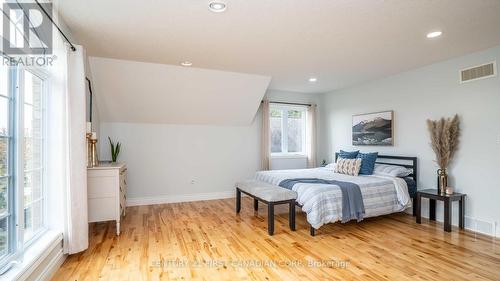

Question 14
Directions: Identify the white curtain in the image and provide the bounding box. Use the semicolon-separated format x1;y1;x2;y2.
63;45;89;254
306;104;317;168
261;99;271;170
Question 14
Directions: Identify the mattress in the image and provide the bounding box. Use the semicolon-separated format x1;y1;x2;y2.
254;167;412;229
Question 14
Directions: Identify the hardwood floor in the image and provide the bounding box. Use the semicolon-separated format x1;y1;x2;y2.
54;197;500;280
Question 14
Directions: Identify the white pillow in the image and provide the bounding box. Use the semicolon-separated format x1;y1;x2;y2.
324;163;336;170
373;164;412;177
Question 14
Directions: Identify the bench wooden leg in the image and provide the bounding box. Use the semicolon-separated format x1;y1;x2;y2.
310;226;316;236
268;203;274;235
254;198;258;211
236;188;241;213
289;201;295;231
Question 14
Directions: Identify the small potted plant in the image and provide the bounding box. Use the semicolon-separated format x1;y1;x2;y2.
108;137;121;163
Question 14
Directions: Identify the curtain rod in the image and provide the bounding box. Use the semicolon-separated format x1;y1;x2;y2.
262;100;312;107
35;0;76;52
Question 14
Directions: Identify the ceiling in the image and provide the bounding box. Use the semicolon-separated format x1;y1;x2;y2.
58;0;500;93
89;57;270;125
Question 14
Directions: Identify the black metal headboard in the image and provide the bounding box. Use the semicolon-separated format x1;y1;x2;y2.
335;153;418;184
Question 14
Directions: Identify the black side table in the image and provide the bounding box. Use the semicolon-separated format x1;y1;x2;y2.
416;189;466;232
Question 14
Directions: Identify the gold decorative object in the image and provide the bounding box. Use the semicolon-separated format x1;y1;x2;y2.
438;169;448;195
86;133;93;168
90;138;99;167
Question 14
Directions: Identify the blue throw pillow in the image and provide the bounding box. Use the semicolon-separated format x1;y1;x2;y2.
357;152;378;175
339;150;359;159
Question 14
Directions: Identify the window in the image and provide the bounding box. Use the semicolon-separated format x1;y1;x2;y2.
270;105;307;155
0;63;47;270
0;62;11;261
22;70;45;243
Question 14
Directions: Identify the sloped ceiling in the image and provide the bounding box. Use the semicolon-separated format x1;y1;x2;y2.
59;0;500;93
89;57;271;125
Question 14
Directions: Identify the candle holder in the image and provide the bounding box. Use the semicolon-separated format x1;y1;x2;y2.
445;186;454;195
90;138;99;167
86;133;93;168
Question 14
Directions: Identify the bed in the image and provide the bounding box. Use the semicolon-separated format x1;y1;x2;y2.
254;154;418;235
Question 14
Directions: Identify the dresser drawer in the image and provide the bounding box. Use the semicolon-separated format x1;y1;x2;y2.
88;197;117;222
88;176;117;198
88;169;118;178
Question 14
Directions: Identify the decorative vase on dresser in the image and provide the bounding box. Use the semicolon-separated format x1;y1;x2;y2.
87;162;127;235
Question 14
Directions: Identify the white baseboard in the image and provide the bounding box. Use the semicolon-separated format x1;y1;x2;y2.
38;250;66;281
418;213;499;238
464;216;498;237
411;198;499;238
9;232;65;281
126;190;235;206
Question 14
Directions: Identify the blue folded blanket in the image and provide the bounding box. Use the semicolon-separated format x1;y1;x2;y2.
279;178;365;223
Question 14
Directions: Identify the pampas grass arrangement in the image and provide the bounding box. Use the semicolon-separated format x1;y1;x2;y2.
426;114;460;170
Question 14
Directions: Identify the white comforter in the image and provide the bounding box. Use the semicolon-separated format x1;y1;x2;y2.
254;167;411;229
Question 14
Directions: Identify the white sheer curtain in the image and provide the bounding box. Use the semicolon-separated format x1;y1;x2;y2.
63;45;89;254
261;99;271;170
306;104;317;168
48;41;88;254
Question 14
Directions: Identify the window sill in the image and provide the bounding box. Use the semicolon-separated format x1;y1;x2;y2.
271;154;308;159
2;230;63;281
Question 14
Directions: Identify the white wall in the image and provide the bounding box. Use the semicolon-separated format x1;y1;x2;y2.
99;89;320;205
319;46;500;237
100;121;261;204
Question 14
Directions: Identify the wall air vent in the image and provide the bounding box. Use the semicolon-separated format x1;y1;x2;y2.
460;61;496;83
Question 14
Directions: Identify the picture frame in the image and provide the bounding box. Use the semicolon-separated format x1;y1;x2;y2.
352;110;394;146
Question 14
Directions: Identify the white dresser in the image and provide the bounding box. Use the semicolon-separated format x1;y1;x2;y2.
87;162;127;235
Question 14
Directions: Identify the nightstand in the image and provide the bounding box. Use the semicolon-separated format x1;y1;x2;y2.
416;189;466;232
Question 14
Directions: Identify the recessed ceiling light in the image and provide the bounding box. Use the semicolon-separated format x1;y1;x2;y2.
180;61;193;67
426;31;442;39
308;77;317;83
208;1;227;13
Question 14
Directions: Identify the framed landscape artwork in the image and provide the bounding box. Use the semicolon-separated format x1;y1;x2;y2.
352;110;394;145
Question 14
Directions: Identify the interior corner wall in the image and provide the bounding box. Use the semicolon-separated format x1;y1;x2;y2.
98;89;320;205
99;120;261;204
319;45;500;237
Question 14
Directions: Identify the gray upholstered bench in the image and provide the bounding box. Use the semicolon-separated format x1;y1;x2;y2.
236;180;297;235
